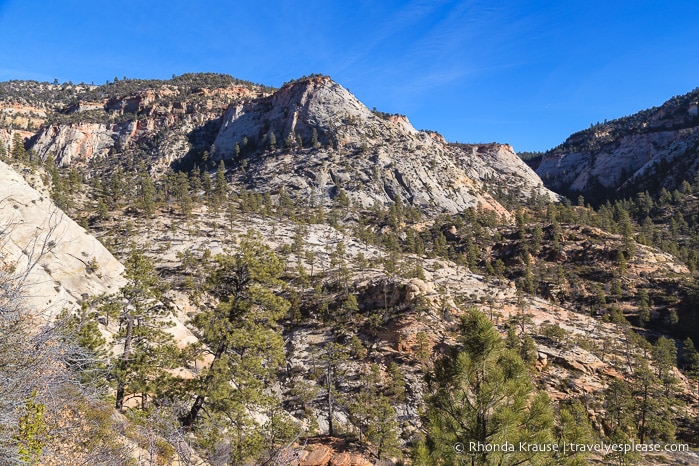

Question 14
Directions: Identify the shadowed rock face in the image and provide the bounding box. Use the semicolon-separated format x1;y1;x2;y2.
213;75;379;154
18;79;269;172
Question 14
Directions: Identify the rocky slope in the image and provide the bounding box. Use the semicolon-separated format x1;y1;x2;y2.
213;75;557;215
535;87;699;202
4;73;699;465
0;160;124;316
85;193;699;465
3;74;557;218
0;75;273;173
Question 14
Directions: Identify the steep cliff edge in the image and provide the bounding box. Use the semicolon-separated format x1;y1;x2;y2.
0;75;272;172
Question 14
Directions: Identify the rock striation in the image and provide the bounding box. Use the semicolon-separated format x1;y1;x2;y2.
2;74;557;217
213;76;557;215
7;75;272;171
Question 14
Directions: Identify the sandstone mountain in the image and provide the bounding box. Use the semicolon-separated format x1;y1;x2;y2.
2;74;558;219
212;75;557;214
0;74;273;172
2;73;699;465
535;87;699;202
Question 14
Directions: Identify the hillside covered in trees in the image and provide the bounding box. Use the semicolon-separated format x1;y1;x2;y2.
1;75;699;465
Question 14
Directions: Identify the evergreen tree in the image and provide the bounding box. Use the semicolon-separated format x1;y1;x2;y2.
136;163;156;217
10;132;27;161
213;160;228;208
181;233;289;464
99;249;179;410
318;340;349;437
424;309;553;465
680;337;699;374
173;171;192;216
652;336;678;397
189;166;202;199
108;167;126;209
555;399;596;466
632;358;676;443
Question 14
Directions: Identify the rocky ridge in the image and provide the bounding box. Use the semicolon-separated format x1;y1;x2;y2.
535;87;699;201
3;74;557;219
0;75;273;173
213;76;557;215
3;74;699;464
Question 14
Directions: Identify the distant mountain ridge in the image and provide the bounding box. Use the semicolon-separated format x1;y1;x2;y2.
0;73;274;171
535;87;699;203
1;73;557;217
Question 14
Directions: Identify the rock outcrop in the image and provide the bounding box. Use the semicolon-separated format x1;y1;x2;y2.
30;122;119;165
0;160;125;315
1;75;272;172
2;74;557;216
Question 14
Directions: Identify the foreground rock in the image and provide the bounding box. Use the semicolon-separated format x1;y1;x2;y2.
0;160;124;315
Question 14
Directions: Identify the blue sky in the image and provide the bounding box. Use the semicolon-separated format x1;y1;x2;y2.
0;0;697;152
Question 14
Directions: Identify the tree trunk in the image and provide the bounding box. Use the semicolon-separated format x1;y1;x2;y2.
327;365;334;437
115;314;134;410
181;341;227;428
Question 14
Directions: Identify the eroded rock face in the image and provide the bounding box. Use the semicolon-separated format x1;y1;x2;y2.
23;80;269;172
451;143;559;202
30;122;119;165
0;103;47;141
213;76;556;215
0;160;125;315
537;129;699;197
7;74;557;218
214;76;379;154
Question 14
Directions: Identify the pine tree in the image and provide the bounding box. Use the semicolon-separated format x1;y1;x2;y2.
555;398;596;465
318;340;349;437
632;358;676;443
173;171;192;216
424;309;553;465
346;364;381;443
108;167;126;209
10;132;27;161
181;233;289;440
189;166;202;200
680;338;699;374
100;249;179;410
136;163;156;217
213;160;227;208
